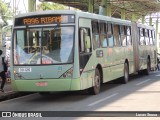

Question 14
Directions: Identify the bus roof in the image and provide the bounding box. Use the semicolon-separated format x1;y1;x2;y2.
14;10;131;25
14;10;77;18
14;10;155;30
137;22;155;30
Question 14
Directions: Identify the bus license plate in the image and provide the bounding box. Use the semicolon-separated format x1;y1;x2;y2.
19;68;32;72
35;82;48;87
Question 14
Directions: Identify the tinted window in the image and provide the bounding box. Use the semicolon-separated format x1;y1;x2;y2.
92;21;100;49
107;23;114;47
113;24;121;46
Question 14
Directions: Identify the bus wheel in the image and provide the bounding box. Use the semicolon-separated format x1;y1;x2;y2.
88;68;101;95
144;59;150;75
122;63;129;84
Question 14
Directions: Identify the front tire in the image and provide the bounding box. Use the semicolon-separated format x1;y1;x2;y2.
88;68;101;95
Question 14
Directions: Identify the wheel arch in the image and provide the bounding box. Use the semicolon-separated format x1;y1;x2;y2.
96;64;103;83
125;59;129;70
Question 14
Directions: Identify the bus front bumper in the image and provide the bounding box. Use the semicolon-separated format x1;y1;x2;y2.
11;78;81;92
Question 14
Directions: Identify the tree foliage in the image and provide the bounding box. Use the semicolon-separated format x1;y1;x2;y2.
37;2;68;11
0;0;13;26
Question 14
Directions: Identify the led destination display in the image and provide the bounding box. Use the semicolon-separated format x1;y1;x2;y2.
15;15;75;26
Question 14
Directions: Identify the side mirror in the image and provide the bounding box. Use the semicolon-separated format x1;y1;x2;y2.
85;36;91;49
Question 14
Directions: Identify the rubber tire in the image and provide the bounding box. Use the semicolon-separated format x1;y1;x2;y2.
88;68;101;95
122;63;129;84
144;59;150;75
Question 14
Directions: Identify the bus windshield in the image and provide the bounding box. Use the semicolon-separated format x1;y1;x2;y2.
13;26;74;65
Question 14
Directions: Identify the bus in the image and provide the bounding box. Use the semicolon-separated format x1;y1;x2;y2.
11;10;157;95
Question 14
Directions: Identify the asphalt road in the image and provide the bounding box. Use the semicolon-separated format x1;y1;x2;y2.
0;71;160;120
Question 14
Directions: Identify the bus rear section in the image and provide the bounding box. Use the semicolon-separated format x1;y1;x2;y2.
132;22;157;74
11;12;82;92
77;14;134;95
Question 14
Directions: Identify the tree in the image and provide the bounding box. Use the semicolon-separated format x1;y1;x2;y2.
37;2;68;11
0;0;13;27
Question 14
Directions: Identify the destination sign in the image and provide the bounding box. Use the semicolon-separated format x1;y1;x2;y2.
15;15;75;26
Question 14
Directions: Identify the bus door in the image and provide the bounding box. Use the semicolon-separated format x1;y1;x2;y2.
79;28;92;89
138;27;148;70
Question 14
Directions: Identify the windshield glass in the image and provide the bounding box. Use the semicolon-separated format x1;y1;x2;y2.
13;26;74;65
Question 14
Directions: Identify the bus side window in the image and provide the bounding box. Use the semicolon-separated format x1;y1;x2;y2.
107;23;114;47
145;29;149;45
92;21;100;49
100;22;107;47
79;29;85;52
113;24;121;46
126;26;132;45
152;31;156;45
79;28;92;72
120;25;126;46
139;27;145;45
149;30;153;45
79;28;91;53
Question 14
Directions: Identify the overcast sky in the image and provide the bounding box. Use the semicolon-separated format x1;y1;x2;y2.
4;0;41;14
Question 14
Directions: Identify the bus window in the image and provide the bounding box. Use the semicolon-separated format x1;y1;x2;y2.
113;24;121;46
79;28;92;72
92;21;100;49
126;26;132;45
145;29;149;45
152;31;156;45
120;25;126;46
139;28;145;45
149;30;153;45
107;23;114;47
79;28;91;53
100;22;107;47
14;26;74;65
79;29;85;52
14;30;26;64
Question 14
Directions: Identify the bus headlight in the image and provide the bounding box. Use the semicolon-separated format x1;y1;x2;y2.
60;67;73;78
14;70;16;74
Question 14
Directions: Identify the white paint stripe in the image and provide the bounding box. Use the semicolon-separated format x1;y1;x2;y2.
88;93;118;106
156;74;160;76
136;79;151;86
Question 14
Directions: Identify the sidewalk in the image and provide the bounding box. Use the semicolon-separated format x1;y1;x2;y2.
0;79;21;101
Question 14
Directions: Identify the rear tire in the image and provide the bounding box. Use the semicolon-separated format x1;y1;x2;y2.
88;68;101;95
122;62;129;84
144;59;150;75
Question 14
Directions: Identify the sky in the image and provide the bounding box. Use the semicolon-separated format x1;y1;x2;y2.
4;0;28;13
3;0;41;25
4;0;41;14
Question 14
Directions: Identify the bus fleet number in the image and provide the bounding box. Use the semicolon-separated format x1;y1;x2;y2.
19;68;32;72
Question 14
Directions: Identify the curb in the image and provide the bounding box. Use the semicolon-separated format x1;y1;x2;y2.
0;92;32;102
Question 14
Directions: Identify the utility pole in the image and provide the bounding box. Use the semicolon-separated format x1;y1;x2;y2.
0;17;3;47
28;0;36;12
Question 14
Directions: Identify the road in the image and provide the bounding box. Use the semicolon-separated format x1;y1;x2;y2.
0;71;160;120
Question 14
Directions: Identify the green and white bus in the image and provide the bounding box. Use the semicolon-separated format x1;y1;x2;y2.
11;10;157;95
